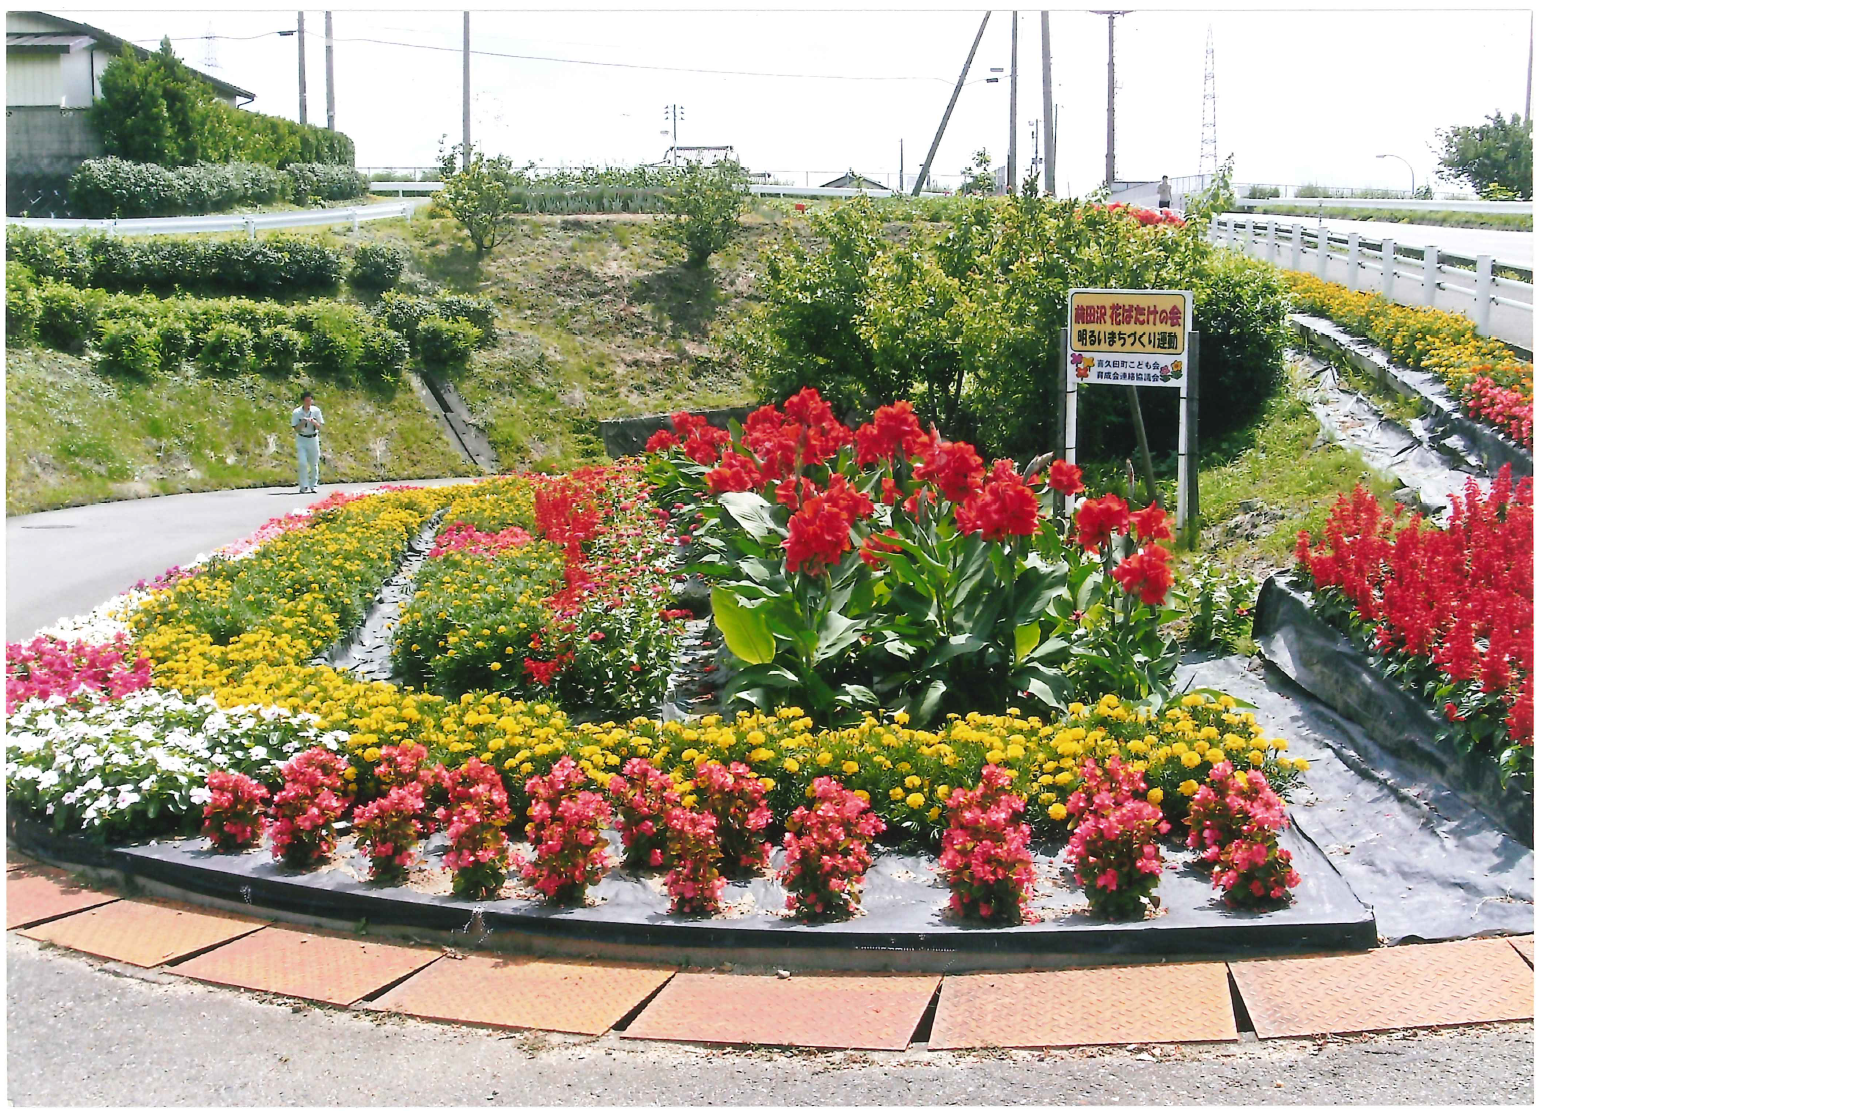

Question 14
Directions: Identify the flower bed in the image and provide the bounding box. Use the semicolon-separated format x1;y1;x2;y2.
1294;471;1533;788
647;391;1189;725
1285;271;1533;450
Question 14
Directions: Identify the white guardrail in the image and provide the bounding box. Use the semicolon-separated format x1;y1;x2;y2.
1231;196;1531;216
1210;214;1533;350
5;199;424;238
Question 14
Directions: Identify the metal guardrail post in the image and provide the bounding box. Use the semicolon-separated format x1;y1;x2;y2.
1423;245;1439;308
1346;230;1361;291
244;217;256;242
350;208;360;232
1475;254;1494;336
1381;239;1395;298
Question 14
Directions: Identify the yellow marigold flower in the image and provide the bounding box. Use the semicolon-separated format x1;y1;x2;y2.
906;792;925;809
1053;770;1074;786
842;760;859;775
783;757;800;774
1146;787;1164;804
936;784;951;800
1249;750;1265;766
904;775;922;790
926;806;940;821
1178;778;1199;796
1295;758;1310;772
1047;803;1068;821
1179;750;1201;769
853;789;869;802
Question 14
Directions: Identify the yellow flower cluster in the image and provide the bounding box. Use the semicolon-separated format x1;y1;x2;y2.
442;475;537;532
1286;271;1533;398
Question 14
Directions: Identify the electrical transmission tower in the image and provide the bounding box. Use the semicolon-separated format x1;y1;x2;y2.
1199;26;1218;178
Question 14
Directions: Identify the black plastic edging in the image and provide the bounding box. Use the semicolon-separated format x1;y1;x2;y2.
1290;313;1533;478
1250;574;1533;847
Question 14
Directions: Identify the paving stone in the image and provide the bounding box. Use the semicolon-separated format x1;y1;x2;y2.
1231;939;1534;1039
1509;935;1534;966
5;868;118;930
172;926;441;1007
623;972;939;1050
20;898;264;967
928;963;1237;1050
372;953;671;1036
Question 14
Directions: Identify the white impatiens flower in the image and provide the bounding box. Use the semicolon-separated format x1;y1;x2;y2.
5;689;339;840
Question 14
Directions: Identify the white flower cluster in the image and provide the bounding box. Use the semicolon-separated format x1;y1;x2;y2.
32;587;154;646
4;689;348;841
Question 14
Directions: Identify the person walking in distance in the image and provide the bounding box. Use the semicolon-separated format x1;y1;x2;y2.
1158;174;1174;211
291;390;324;493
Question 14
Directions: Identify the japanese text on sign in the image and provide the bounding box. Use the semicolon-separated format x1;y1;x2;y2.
1067;288;1193;389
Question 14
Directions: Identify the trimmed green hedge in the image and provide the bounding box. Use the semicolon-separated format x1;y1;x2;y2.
6;228;344;297
4;271;407;383
62;158;366;219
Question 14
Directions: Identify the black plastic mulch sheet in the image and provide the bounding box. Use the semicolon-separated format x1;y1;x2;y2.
1177;652;1533;944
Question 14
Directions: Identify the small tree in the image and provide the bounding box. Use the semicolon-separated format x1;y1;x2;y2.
658;158;750;268
1435;111;1533;199
1184;154;1237;227
957;148;997;196
432;149;518;254
90;41;207;167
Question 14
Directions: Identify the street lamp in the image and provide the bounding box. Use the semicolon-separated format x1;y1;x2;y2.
1376;153;1415;198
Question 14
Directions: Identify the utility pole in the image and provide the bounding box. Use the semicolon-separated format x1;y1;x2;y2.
296;12;307;125
899;138;905;194
913;12;991;196
1006;12;1018;194
1093;11;1130;190
461;11;471;155
665;104;684;149
1525;12;1534;121
324;11;334;131
1040;11;1055;195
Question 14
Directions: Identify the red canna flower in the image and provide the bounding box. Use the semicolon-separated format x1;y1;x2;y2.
1112;542;1175;605
1074;494;1133;554
913;438;986;501
1130;501;1174;543
955;459;1040;541
1045;459;1086;496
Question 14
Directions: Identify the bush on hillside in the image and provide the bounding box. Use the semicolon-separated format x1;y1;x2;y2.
375;290;497;345
9;229;344;298
95;319;162;377
34;284;99;352
358;327;411;382
414;317;483;370
658;159;750;267
284;163;368;205
254;325;303;377
6;262;40;342
432;150;518;254
197;321;256;375
348;243;405;292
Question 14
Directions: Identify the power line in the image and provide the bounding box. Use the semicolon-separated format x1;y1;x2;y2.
139;31;960;84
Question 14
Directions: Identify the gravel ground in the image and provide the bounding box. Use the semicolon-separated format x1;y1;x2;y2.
7;936;1532;1105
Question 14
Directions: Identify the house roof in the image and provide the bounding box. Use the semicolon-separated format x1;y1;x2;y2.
822;172;886;190
6;12;254;101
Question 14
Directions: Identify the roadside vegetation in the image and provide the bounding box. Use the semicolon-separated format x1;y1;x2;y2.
1248;205;1531;231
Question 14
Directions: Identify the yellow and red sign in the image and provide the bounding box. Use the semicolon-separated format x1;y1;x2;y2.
1067;288;1193;388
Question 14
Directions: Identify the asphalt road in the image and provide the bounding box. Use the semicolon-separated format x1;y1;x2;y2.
5;938;1533;1105
4;478;478;641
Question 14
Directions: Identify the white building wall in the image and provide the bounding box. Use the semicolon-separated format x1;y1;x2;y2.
6;52;63;105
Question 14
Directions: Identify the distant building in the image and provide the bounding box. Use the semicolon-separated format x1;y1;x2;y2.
665;145;737;168
6;11;254;177
820;171;887;191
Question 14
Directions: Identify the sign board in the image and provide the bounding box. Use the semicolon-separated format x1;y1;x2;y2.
1059;288;1200;542
1066;288;1193;388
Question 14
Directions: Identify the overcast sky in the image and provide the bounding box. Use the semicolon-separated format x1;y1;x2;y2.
58;3;1532;195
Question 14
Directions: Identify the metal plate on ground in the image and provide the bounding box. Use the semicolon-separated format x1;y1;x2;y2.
172;926;441;1006
1231;939;1533;1039
372;953;671;1036
5;868;119;929
19;897;263;967
928;963;1237;1049
1509;935;1533;966
623;972;939;1050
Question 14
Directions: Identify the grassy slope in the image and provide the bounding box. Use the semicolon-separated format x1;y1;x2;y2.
356;208;776;471
1191;362;1401;581
4;347;471;515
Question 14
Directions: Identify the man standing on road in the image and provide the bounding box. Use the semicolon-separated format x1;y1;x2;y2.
1158;175;1174;211
291;390;324;493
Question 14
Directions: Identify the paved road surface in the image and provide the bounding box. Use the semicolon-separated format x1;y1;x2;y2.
5;479;478;640
5;939;1533;1105
1239;217;1533;269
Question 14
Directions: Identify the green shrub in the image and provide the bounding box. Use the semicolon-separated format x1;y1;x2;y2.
297;303;367;381
66;157;285;218
357;326;410;382
24;233;343;297
348;243;404;292
197;321;256;375
153;311;193;370
1191;252;1290;435
431;293;497;340
284;163;368;205
413;316;483;369
431;150;517;253
6;262;40;342
95;318;162;377
658;159;750;267
254;324;302;376
5;228;93;285
34;283;98;351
